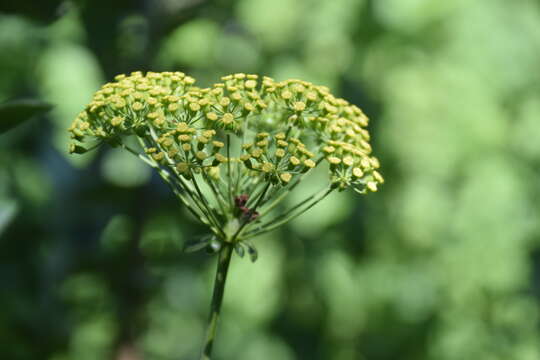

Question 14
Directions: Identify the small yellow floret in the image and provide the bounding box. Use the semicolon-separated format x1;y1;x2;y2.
152;152;164;161
261;162;274;173
289;156;300;166
184;76;195;84
280;173;292;183
328;156;341;165
342;156;354;167
222;113;234;124
177;122;189;132
373;170;384;183
111;117;124;126
293;101;306;111
245;80;257;89
281;90;293;100
352;167;364;178
220;97;231;107
203;130;216;138
251;149;263;158
196;151;207;160
304;159;316;168
215;153;227;163
206;112;218;121
176;162;189;173
367;181;378;192
178;134;191;142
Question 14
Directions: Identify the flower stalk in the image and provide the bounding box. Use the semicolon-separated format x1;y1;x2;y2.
200;244;233;360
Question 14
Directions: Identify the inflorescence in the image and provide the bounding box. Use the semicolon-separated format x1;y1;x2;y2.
69;71;383;256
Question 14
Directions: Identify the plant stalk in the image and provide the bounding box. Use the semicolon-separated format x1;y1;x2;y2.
199;244;234;360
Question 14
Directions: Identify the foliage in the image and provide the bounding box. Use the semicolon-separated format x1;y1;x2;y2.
0;99;51;134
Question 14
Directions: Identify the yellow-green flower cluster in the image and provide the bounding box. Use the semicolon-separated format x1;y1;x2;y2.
239;132;317;185
68;71;196;142
256;78;382;192
69;71;382;198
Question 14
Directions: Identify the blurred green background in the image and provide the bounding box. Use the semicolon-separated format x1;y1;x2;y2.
2;0;540;359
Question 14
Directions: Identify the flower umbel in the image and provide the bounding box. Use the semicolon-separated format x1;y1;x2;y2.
68;71;383;359
69;71;382;247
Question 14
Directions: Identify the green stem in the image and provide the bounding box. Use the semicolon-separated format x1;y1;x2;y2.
232;182;271;241
257;157;323;219
202;171;229;217
189;170;227;238
138;132;222;233
199;244;234;360
245;187;334;238
226;134;233;208
121;143;212;229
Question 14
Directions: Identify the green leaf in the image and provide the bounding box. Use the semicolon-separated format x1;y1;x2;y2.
0;99;52;134
245;240;259;262
234;243;245;258
183;236;210;253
